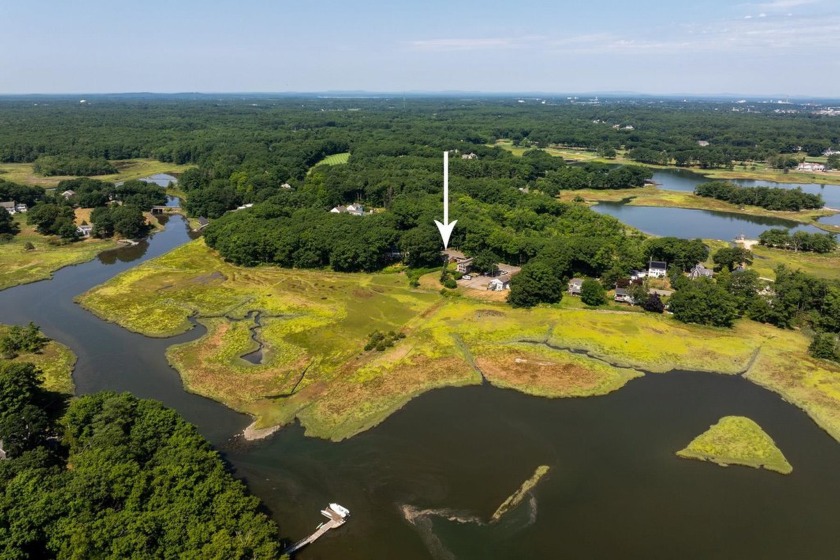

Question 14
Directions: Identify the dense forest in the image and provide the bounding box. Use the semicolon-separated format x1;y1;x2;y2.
0;359;284;559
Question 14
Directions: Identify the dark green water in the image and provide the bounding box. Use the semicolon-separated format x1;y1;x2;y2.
2;216;840;559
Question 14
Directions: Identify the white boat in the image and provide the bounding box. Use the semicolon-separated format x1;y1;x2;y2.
329;503;350;518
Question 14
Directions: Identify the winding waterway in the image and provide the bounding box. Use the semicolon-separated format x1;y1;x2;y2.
2;216;840;559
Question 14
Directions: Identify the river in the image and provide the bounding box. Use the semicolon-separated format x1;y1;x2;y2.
2;216;840;559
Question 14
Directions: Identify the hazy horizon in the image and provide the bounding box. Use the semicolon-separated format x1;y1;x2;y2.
1;0;838;97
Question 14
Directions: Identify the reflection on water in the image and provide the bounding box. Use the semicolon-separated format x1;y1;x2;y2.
593;203;822;240
652;169;840;209
97;241;149;264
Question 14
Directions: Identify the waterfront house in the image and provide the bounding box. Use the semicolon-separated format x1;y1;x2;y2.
568;278;584;295
1;201;15;215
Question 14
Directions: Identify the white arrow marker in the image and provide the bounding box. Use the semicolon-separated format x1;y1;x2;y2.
434;151;457;249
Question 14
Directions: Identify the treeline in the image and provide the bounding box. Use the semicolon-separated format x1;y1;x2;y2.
1;96;838;179
0;360;284;558
32;155;117;176
539;162;651;194
759;228;837;253
694;181;824;211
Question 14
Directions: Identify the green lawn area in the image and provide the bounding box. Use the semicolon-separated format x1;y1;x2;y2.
0;159;194;188
78;240;840;444
677;416;792;474
311;152;350;168
0;216;117;291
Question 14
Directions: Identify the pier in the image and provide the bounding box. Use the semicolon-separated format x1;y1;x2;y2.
283;503;349;555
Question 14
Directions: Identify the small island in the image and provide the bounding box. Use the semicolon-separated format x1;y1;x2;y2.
676;416;793;474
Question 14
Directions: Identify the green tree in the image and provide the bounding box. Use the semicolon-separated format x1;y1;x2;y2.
669;278;740;327
809;333;839;361
507;261;562;308
471;250;500;276
712;247;753;272
580;278;607;306
0;209;18;235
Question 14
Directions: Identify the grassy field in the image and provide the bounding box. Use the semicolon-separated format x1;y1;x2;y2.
556;186;839;232
77;240;840;443
677;416;792;474
494;141;840;186
311;152;350;168
0;325;76;394
0;159;194;188
0;216;118;291
749;245;840;281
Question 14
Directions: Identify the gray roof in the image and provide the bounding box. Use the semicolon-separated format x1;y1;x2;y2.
650;261;667;269
0;201;14;208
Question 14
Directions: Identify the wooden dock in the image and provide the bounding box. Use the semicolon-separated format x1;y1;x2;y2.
283;504;348;555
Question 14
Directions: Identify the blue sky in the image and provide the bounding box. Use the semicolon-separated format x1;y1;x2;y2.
0;0;837;96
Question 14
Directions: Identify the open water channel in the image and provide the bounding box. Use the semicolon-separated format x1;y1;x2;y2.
2;213;840;559
592;169;840;239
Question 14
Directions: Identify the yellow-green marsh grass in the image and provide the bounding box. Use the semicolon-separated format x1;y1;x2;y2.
79;241;840;443
0;217;118;291
677;416;792;474
0;324;76;394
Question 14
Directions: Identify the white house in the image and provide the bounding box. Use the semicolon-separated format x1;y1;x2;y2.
456;258;474;274
1;201;15;215
61;190;76;199
568;278;584;295
14;203;27;213
797;162;825;173
280;182;293;190
648;260;668;278
488;277;510;291
330;204;365;216
77;224;93;238
461;153;478;160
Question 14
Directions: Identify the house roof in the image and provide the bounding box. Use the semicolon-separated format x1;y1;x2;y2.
650;261;667;269
0;201;14;208
615;288;629;296
569;278;584;285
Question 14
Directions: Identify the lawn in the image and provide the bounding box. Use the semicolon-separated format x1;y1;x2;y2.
78;240;840;444
311;152;350;168
677;416;792;474
0;216;117;291
0;159;194;188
